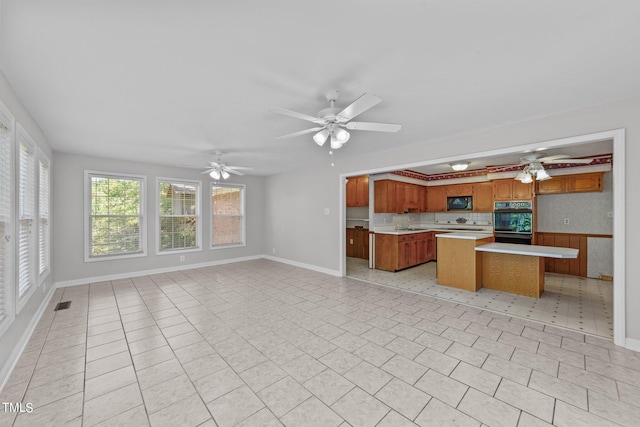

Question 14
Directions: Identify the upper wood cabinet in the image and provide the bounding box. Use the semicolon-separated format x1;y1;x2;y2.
346;175;369;207
493;179;534;201
374;180;427;213
446;183;474;197
473;182;493;212
536;172;603;194
426;186;447;212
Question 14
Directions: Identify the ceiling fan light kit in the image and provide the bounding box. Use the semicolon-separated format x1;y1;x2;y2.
202;150;253;180
272;90;401;150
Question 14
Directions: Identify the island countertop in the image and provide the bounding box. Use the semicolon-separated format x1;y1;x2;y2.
475;242;578;259
435;232;494;240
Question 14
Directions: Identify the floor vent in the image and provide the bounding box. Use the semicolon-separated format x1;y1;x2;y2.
54;301;71;311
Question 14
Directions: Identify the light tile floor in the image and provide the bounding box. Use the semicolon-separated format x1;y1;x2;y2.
347;258;613;338
2;259;638;426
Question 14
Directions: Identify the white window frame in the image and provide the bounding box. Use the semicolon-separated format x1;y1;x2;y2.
156;177;202;255
0;100;15;336
16;124;37;313
37;150;51;283
210;183;246;249
84;170;147;262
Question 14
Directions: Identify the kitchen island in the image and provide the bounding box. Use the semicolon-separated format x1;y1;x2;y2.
436;233;495;292
475;243;578;298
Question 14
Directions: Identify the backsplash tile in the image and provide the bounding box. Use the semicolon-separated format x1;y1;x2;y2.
435;212;492;225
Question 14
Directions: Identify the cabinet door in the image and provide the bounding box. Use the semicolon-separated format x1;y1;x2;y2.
346;228;355;257
512;181;533;200
493;180;513;200
427;235;436;261
374;180;398;213
403;184;419;209
356;176;369;206
418;186;427;212
565;173;602;193
426;186;447;212
536;178;565;194
346;179;358;207
398;241;417;270
447;183;474;196
473;182;493;212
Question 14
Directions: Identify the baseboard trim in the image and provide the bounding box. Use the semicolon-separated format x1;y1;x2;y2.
625;337;640;352
262;255;341;277
0;285;56;390
54;255;264;288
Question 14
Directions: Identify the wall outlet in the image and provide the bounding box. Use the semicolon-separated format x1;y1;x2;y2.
607;211;613;218
563;218;570;224
179;255;185;262
349;239;353;244
324;208;330;215
272;248;276;254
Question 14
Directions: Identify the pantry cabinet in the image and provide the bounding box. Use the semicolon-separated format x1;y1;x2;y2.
346;175;369;207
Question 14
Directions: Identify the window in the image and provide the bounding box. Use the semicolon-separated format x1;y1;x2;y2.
158;179;200;253
211;184;245;248
0;101;14;334
85;171;146;261
38;152;50;279
16;125;36;309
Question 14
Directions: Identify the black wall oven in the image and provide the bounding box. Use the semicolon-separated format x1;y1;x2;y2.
493;201;533;245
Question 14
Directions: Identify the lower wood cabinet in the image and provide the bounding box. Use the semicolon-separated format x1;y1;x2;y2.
536;232;588;277
346;228;369;259
375;232;435;272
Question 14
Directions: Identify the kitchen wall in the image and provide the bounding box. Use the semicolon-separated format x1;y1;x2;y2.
263;95;639;346
52;152;265;284
537;171;613;234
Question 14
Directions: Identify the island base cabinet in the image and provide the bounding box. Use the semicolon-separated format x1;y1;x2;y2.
481;252;545;298
437;237;493;292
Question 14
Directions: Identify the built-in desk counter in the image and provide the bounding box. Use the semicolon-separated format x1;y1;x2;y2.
475;243;578;298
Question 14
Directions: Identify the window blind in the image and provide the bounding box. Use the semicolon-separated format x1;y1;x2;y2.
18;142;35;298
0;118;11;324
159;180;199;251
211;184;245;247
39;158;50;276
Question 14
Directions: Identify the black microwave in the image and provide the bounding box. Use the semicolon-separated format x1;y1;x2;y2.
447;196;473;211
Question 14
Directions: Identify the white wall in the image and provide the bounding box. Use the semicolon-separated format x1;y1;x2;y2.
0;71;55;386
52;152;265;284
264;95;639;343
537;171;613;234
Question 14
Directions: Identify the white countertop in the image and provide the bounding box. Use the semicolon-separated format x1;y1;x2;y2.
374;227;492;236
435;232;494;240
475;243;578;258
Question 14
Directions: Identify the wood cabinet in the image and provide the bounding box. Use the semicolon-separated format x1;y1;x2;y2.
493;179;534;201
346;228;369;260
536;232;588;277
536;172;603;195
426;186;447;212
446;183;474;196
375;232;435;271
473;182;493;212
374;180;427;213
346;175;369;207
437;235;494;292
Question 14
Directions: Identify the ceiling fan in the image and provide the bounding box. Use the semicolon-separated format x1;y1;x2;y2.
507;153;595;183
271;90;402;149
202;151;253;180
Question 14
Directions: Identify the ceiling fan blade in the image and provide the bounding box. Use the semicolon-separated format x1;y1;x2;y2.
537;154;568;162
225;166;253;171
275;126;325;140
345;121;402;132
271;107;326;124
336;93;382;122
542;158;594;164
201;168;217;174
225;168;245;176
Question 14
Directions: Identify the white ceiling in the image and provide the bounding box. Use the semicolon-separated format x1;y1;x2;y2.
0;1;638;176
